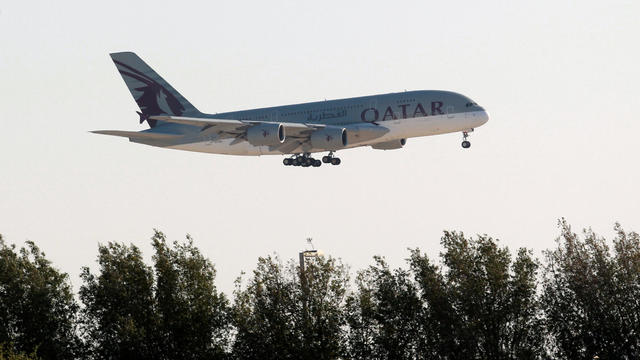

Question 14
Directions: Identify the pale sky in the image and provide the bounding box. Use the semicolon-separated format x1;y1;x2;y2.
1;0;638;294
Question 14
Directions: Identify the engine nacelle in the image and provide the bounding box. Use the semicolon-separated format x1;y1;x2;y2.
310;127;348;150
246;123;285;146
371;138;406;150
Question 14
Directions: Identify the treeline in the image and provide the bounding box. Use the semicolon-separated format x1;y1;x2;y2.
1;220;639;360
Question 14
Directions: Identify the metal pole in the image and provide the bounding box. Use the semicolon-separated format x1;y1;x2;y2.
299;251;306;284
299;251;308;309
299;251;311;354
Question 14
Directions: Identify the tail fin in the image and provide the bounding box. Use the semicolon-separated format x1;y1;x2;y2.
110;52;200;127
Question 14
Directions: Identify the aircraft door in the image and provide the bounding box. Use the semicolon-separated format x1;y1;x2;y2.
447;105;455;118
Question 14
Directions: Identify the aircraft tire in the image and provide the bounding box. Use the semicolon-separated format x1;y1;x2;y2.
322;156;331;163
462;141;471;149
331;158;341;165
313;160;322;167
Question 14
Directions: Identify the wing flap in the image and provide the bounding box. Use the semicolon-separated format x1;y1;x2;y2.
91;130;181;140
149;115;323;132
148;115;323;147
149;116;246;128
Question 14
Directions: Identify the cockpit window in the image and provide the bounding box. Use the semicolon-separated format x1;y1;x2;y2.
465;102;478;107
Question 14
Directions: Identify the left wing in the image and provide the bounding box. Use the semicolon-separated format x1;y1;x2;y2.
149;116;246;129
91;130;182;140
149;115;324;151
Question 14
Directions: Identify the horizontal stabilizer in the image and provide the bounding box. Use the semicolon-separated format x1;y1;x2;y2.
91;130;181;140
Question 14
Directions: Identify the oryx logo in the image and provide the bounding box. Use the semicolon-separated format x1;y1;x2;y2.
113;60;186;117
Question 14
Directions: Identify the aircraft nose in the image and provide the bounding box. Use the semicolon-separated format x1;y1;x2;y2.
467;107;489;127
478;108;489;125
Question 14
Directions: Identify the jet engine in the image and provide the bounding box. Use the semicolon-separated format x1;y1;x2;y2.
246;123;285;146
310;127;348;150
371;138;406;150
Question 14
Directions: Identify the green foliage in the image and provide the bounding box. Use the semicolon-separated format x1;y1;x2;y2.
344;256;422;360
3;221;640;360
412;231;544;360
0;343;39;360
0;236;81;360
232;255;302;359
79;231;232;360
300;254;349;359
542;219;640;359
152;230;230;359
232;254;349;360
79;242;157;359
345;231;544;359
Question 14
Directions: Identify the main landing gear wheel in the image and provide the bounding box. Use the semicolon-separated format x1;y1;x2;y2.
284;154;323;167
321;151;341;166
462;140;471;149
283;152;341;167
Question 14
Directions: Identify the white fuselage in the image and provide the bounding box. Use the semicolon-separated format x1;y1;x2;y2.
99;53;490;160
166;110;488;156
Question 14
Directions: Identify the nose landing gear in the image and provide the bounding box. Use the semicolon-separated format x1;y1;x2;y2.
461;130;473;149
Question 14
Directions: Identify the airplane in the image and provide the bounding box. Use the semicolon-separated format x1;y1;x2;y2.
93;52;489;167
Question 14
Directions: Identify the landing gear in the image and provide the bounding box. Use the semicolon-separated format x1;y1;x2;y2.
283;152;341;167
283;155;302;166
322;151;341;166
283;154;324;167
461;130;472;149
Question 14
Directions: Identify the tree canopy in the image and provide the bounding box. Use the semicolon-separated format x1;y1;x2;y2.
542;219;640;359
0;235;81;360
1;222;640;359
